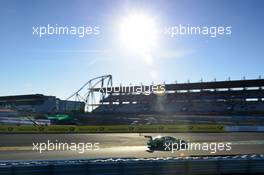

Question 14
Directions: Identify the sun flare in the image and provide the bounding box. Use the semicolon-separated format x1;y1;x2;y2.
119;14;158;53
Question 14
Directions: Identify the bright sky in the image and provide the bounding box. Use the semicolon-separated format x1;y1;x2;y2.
0;0;264;99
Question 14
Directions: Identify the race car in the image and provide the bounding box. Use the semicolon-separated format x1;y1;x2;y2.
145;135;188;152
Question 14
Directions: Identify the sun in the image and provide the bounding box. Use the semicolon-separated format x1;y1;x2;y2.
119;13;158;53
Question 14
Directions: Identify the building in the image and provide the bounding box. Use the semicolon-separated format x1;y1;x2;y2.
93;79;264;115
0;94;85;114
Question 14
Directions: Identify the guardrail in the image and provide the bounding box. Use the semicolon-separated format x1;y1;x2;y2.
0;124;263;133
0;155;264;175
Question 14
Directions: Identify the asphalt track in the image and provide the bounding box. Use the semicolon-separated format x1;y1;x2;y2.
0;133;263;161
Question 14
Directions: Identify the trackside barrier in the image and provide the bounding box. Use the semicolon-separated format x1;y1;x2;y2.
0;155;264;175
0;124;263;133
0;124;225;133
225;126;264;132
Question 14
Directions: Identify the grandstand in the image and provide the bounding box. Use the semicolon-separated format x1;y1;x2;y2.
92;79;264;115
0;94;85;114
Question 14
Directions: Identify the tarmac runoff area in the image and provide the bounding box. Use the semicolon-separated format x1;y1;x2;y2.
0;133;263;161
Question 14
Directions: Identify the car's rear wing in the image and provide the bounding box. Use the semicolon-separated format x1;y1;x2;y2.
144;136;153;140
